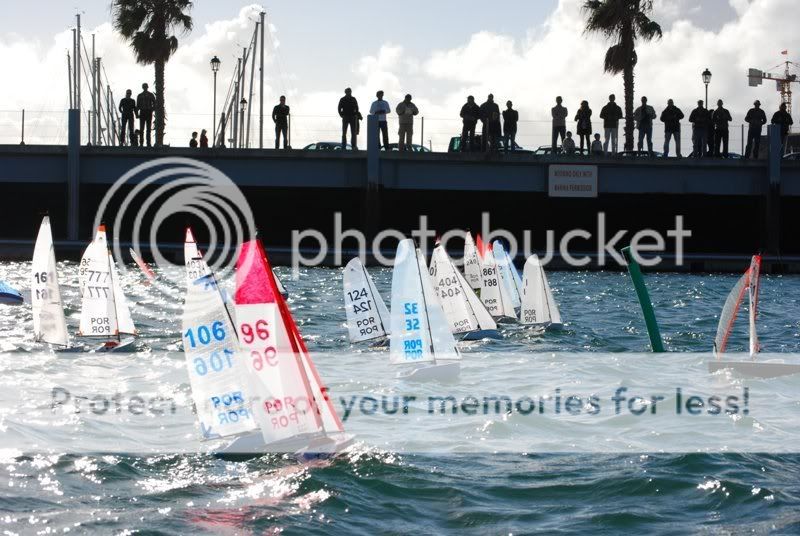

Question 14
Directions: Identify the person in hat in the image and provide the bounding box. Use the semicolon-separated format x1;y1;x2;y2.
771;102;794;154
136;83;156;147
744;100;768;159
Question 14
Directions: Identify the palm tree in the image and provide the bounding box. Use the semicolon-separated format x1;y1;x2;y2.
583;0;662;150
112;0;193;146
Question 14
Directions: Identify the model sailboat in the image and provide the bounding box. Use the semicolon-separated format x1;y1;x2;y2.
429;242;500;340
520;254;563;329
31;216;69;347
463;231;483;292
479;244;517;322
77;225;137;351
218;238;351;457
390;239;461;381
709;255;799;377
343;257;390;344
492;241;523;314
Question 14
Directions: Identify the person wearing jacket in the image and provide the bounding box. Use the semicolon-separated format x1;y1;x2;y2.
771;103;794;154
599;94;623;154
711;100;733;158
460;96;480;152
118;89;137;146
502;101;519;151
634;96;656;154
574;100;593;153
480;94;501;152
272;95;290;149
136;83;156;147
744;100;768;159
551;96;568;152
338;87;359;150
660;99;684;157
689;100;711;157
395;94;419;152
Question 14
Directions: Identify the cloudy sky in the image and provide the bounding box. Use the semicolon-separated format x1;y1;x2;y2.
1;0;797;149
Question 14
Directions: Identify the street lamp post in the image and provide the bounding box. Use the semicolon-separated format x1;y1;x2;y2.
240;98;247;148
211;56;221;147
702;68;712;108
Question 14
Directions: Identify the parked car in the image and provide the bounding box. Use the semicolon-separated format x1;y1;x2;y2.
448;135;533;154
385;143;431;153
618;150;664;158
686;151;743;159
302;142;352;151
533;145;588;156
783;152;800;160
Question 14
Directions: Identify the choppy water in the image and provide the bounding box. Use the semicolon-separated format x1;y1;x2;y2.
1;261;800;534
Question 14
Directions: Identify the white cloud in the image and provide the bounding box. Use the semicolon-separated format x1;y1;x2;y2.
1;0;797;150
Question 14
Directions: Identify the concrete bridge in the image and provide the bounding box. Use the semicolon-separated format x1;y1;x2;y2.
0;110;798;271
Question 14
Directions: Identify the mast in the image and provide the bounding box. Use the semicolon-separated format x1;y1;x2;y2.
259;10;265;148
414;249;437;363
246;23;258;148
67;49;73;108
91;34;97;145
76;14;81;115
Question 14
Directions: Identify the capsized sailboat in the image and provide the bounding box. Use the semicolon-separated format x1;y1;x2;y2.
0;281;23;305
390;239;461;381
429;243;500;340
709;255;800;378
182;256;258;441
520;254;563;329
479;245;517;322
77;225;137;352
218;238;352;457
31;216;69;347
343;257;390;344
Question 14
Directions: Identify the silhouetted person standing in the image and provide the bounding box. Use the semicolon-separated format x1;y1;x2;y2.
772;103;793;154
574;100;592;153
634;96;656;154
460;96;480;152
136;83;155;147
551;96;568;152
744;100;767;159
369;90;391;150
480;94;501;152
503;101;519;151
396;94;419;151
118;89;136;146
200;129;209;148
272;95;290;149
338;88;359;150
599;94;623;154
189;131;198;148
660;99;684;157
711;99;732;158
689;100;711;157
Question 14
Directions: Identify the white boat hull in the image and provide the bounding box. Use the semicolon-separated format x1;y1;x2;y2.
215;431;354;460
708;360;800;379
396;361;460;382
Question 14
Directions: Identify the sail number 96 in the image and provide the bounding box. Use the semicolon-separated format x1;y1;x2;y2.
240;319;269;343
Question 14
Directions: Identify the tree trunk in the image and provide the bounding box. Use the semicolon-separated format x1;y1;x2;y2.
623;64;634;151
154;59;165;146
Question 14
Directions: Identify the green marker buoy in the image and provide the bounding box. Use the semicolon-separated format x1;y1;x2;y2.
621;246;665;353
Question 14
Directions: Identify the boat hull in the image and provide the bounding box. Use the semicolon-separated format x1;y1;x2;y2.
461;329;502;341
396;361;460;382
215;431;354;460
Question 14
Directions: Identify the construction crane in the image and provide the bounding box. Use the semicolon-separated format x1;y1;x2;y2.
748;53;798;117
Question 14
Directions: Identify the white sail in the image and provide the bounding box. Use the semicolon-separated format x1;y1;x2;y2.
493;242;522;310
390;239;435;365
182;268;257;439
430;245;479;334
521;254;562;327
416;248;460;360
184;227;211;285
109;254;136;335
343;258;390;342
31;216;69;346
480;248;516;319
453;264;497;331
78;227;118;340
463;232;483;291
